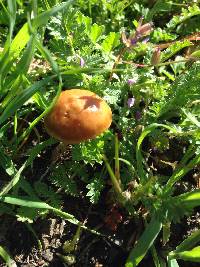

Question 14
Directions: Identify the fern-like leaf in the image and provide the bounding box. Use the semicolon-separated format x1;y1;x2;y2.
167;4;200;30
161;40;191;62
86;177;104;204
34;181;63;208
49;164;78;196
151;63;200;118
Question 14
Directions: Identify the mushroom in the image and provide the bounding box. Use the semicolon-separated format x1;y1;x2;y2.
44;89;112;144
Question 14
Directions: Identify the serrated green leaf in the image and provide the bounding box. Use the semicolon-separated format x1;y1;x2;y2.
76;12;92;33
72;135;106;165
86;177;104;204
90;23;104;43
151;28;177;42
161;40;191;62
34;181;62;208
16;206;39;223
101;32;120;54
50;164;78;196
167;4;200;30
157;63;200;118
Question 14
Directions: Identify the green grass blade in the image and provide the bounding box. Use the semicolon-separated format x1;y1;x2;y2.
12;35;36;76
175;229;200;252
17;77;62;144
164;153;200;194
136;123;179;183
114;133;120;182
0;195;52;208
36;39;59;74
173;189;200;209
0;195;100;235
169;246;200;262
33;0;74;29
0;146;16;176
0;0;74;85
0;246;16;267
2;37;36;107
0;164;24;197
182;108;200;128
16;36;63;143
7;0;17;43
0;77;51;126
0;22;29;63
125;217;162;267
151;245;166;267
0;138;56;196
103;154;123;198
167;258;179;267
10;1;74;57
25;222;42;250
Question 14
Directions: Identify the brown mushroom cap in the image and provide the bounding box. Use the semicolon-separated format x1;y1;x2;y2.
44;89;112;144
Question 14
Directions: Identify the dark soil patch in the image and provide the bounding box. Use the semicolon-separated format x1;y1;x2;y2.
0;192;200;267
0;140;199;267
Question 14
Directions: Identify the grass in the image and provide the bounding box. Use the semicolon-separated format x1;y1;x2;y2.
0;0;200;266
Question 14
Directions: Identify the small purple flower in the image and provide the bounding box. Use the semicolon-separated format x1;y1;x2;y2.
121;18;153;49
80;57;85;68
135;110;142;120
142;37;150;44
76;54;85;68
136;22;153;37
130;37;138;45
127;78;137;86
127;97;135;108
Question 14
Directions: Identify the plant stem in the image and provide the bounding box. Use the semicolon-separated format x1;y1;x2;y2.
103;154;124;200
123;58;194;68
109;46;127;80
114;133;120;182
164;152;200;194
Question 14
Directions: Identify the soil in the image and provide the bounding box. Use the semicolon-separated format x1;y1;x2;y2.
0;140;200;267
0;192;200;267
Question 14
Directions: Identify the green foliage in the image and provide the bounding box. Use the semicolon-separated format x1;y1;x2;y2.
151;28;177;42
150;62;200;120
0;1;200;267
126;217;162;267
34;181;62;208
101;32;120;54
72;132;112;165
50;163;78;196
160;40;191;62
0;245;15;267
170;246;200;262
86;176;104;204
167;4;200;30
16;206;39;223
